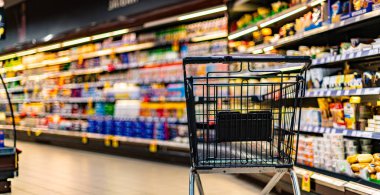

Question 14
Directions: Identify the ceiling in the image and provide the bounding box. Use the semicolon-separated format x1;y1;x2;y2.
4;0;24;8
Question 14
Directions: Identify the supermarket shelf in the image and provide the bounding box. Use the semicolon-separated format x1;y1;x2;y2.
2;59;182;84
228;2;317;40
312;48;380;65
0;124;189;150
251;9;380;51
5;111;188;123
299;125;380;139
305;87;380;98
296;164;380;191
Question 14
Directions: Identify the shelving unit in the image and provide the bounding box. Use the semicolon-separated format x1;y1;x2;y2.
2;0;380;193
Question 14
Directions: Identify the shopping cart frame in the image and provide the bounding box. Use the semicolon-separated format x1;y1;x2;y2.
183;55;311;195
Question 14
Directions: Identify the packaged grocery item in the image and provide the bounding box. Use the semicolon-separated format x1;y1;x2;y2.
344;102;357;129
358;154;374;163
330;102;346;128
351;0;373;17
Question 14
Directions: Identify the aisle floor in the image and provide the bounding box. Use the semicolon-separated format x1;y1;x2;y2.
10;141;274;195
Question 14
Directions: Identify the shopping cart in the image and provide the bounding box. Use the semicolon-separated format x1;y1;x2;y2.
183;55;311;195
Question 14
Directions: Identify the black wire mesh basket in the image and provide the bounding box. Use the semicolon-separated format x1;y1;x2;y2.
183;55;311;170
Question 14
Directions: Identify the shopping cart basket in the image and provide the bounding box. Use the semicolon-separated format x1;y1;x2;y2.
183;55;311;195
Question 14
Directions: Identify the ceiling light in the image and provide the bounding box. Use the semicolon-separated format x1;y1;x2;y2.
62;37;91;47
143;16;178;28
260;6;307;28
43;34;54;42
191;31;227;42
178;5;227;21
16;49;37;57
0;53;16;61
111;29;129;36
263;46;274;52
252;49;263;54
92;32;112;40
37;43;61;52
228;26;258;40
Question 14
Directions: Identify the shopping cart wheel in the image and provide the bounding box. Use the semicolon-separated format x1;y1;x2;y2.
189;168;204;195
259;168;300;195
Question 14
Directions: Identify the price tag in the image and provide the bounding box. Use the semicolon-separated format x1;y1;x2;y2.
336;55;341;61
344;90;350;96
351;131;357;136
356;51;362;58
331;128;336;134
340;21;345;26
104;81;111;89
349;53;355;59
326;90;332;96
34;130;42;136
318;91;324;97
364;88;371;95
343;130;348;135
305;91;311;97
336;90;342;96
356;89;362;95
341;54;347;60
82;136;88;144
355;16;361;22
362;132;372;138
149;140;158;153
302;172;314;192
307;126;313;132
320;58;326;64
356;131;362;137
313;127;319;133
83;83;89;92
320;127;325;133
112;137;119;148
104;136;112;147
325;128;331;134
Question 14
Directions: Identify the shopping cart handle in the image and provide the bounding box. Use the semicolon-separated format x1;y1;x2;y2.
183;55;312;64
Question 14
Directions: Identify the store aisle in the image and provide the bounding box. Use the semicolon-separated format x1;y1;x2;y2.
10;141;271;195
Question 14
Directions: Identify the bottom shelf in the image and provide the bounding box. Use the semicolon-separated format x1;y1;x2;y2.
3;125;380;194
2;125;189;164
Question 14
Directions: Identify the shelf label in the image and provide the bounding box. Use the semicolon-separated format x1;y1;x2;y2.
356;89;362;95
341;54;347;60
336;90;342;96
331;128;336;134
112;137;119;148
361;132;372;138
149;140;158;153
83;83;89;92
344;90;350;96
326;90;332;96
356;51;362;58
104;135;112;147
320;58;326;64
336;55;341;61
320;127;325;133
349;53;355;59
302;171;314;192
82;136;88;144
343;130;348;135
34;130;42;136
318;91;324;96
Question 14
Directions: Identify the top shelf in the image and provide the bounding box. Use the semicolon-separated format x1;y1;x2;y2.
249;9;380;52
228;0;323;40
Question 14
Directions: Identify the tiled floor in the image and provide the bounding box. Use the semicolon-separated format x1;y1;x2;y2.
9;141;273;195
